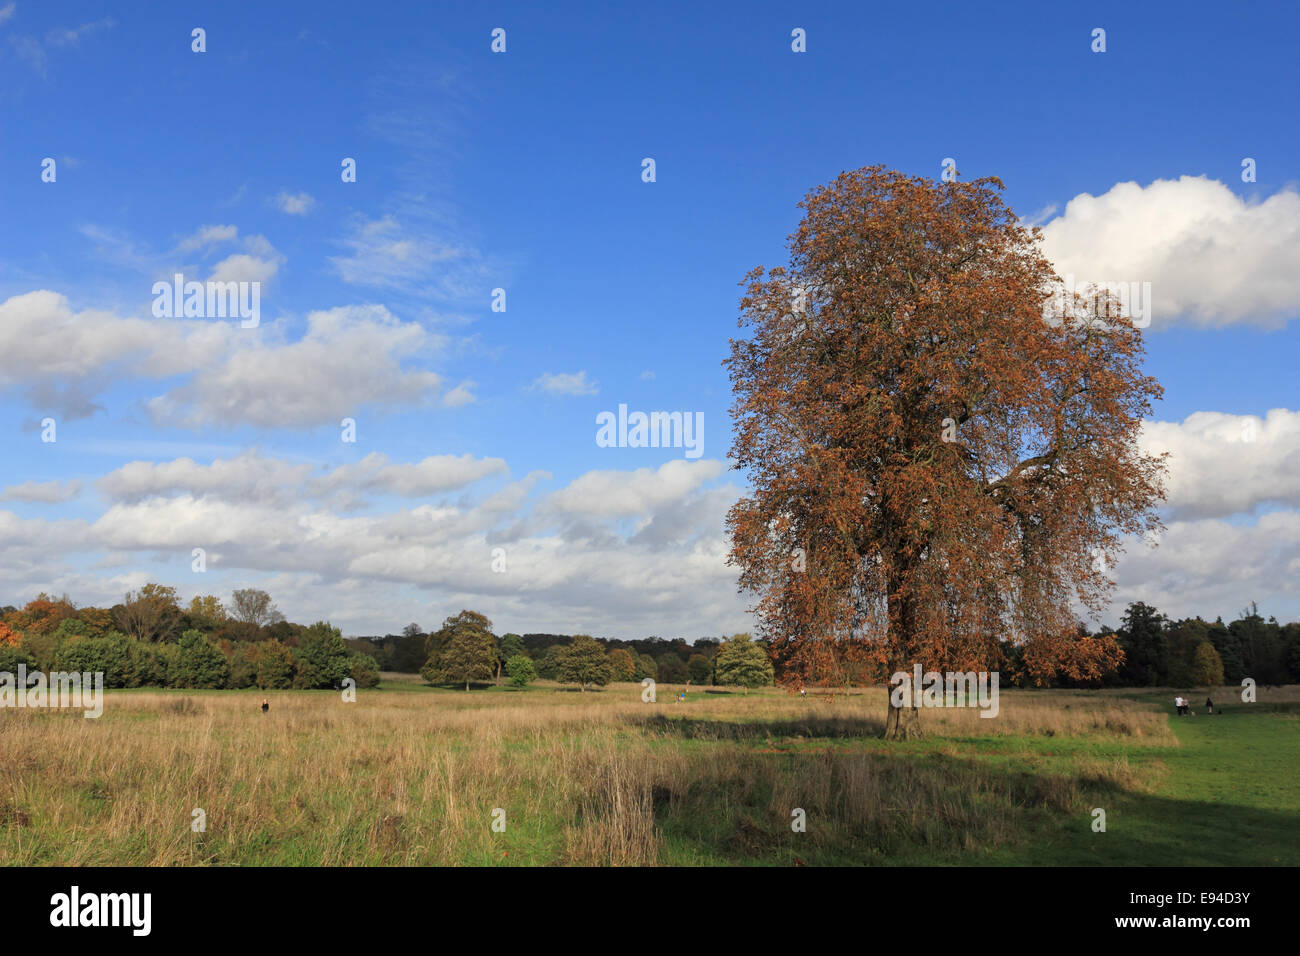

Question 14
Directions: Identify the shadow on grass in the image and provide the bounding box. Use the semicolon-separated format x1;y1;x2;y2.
644;713;887;740
646;748;1300;866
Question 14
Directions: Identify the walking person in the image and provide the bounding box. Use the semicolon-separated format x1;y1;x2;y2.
1205;696;1214;715
261;697;269;714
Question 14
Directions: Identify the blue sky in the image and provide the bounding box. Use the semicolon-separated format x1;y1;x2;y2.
2;1;1298;637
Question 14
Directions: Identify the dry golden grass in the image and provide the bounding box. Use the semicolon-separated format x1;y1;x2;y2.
0;683;1174;866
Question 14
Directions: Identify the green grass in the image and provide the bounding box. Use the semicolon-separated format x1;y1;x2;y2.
3;682;1295;866
644;693;1300;866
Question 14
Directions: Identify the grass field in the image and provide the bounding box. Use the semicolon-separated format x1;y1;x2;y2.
2;679;1296;866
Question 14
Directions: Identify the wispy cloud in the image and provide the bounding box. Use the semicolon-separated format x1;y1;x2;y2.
274;191;316;216
529;371;599;397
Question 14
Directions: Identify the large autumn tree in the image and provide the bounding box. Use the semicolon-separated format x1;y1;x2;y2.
725;166;1167;738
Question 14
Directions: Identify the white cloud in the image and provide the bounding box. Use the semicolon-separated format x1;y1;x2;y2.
177;224;239;252
207;252;281;285
1040;176;1300;328
310;452;508;498
544;459;726;517
45;18;114;47
530;370;598;396
1141;409;1300;521
329;214;480;298
146;304;442;428
1;479;82;503
97;454;312;505
1112;511;1300;623
0;291;448;427
441;381;476;407
275;191;316;216
0;453;753;638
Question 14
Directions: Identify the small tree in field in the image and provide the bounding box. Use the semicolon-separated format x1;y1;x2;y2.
558;635;613;692
1191;642;1225;689
607;648;637;682
714;634;774;692
726;166;1166;738
423;612;497;690
506;654;536;688
496;633;526;682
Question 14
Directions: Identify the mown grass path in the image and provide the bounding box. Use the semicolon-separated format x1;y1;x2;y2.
980;695;1300;866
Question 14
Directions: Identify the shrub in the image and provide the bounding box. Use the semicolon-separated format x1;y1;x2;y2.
506;654;536;688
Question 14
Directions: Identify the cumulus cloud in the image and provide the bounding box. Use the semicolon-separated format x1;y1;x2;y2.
97;454;312;505
530;370;598;396
544;459;726;517
1142;409;1300;521
1040;176;1300;328
1;452;750;637
145;304;441;428
0;290;163;401
207;251;282;285
1112;511;1300;623
0;292;446;427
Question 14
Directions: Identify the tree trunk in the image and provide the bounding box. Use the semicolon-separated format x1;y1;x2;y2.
884;700;922;740
883;562;924;741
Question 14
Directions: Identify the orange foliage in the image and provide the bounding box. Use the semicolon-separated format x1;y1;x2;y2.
725;167;1163;723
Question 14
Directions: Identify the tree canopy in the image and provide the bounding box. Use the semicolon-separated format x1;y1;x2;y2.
724;166;1167;737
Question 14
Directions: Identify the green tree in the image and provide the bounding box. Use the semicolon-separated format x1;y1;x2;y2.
294;622;353;689
423;612;497;690
715;633;774;692
537;644;565;680
1116;602;1169;686
1191;642;1225;688
349;652;382;689
1207;618;1245;684
0;644;35;674
54;632;133;687
558;635;613;691
634;653;658;681
226;643;258;688
687;653;713;685
607;647;637;682
256;640;296;689
506;654;537;689
497;633;526;682
656;652;687;684
174;630;230;689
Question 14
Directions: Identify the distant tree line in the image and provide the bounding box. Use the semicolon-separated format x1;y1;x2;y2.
5;590;1296;693
0;587;379;690
354;610;774;691
1068;601;1300;689
363;600;1300;692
